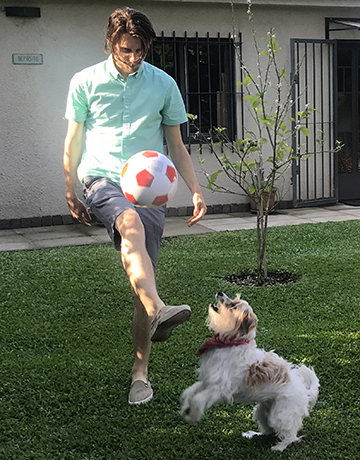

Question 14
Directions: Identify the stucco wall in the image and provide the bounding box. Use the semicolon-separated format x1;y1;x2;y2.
0;0;359;225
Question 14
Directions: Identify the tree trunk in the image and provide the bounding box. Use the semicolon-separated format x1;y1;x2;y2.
256;193;271;284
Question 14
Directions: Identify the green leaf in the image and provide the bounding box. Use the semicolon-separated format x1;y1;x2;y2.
247;160;256;170
279;121;287;131
264;184;272;193
276;149;284;161
270;37;279;50
187;113;197;121
206;170;223;187
206;183;221;190
300;126;310;137
244;75;255;86
244;94;261;109
249;185;256;195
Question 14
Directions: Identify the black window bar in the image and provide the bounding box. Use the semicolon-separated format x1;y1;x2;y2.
147;32;242;147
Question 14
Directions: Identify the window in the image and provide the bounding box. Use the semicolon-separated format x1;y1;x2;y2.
147;32;240;143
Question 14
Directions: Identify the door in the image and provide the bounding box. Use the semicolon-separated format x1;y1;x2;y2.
291;39;337;207
337;42;360;201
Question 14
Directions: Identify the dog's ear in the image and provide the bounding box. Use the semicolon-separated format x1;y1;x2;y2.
234;294;242;303
236;309;258;336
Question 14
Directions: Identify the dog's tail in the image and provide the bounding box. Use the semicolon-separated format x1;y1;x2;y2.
298;365;319;411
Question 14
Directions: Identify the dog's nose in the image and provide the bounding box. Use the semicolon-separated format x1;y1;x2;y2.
216;292;228;302
216;291;225;301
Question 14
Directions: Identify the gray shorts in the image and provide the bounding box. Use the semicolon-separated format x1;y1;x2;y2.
82;176;165;270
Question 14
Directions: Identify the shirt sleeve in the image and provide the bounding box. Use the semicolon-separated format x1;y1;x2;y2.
161;79;188;126
64;72;88;122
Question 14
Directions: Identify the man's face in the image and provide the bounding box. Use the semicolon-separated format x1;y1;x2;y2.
113;33;144;76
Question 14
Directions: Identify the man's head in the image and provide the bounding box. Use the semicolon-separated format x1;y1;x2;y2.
105;7;155;61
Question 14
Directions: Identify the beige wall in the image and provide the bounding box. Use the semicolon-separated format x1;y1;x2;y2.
1;0;360;223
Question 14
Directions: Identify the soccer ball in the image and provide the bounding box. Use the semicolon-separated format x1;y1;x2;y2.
120;150;178;208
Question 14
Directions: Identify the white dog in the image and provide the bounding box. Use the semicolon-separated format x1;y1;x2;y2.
180;292;319;451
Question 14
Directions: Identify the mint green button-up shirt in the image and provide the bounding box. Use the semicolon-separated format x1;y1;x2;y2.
65;55;188;183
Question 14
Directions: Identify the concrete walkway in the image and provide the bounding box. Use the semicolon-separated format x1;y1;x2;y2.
1;203;360;252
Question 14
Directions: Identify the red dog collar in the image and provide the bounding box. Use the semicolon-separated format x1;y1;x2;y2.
197;335;250;356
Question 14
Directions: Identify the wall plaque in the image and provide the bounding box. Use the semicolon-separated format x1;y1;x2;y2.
12;54;43;65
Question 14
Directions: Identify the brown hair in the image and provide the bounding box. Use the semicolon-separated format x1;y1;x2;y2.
105;7;155;57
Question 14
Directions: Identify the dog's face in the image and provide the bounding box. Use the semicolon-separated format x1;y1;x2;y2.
207;292;258;338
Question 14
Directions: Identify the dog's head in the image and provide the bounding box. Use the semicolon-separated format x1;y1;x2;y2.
207;292;258;339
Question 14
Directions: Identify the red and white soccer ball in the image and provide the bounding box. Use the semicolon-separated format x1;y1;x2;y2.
120;151;178;208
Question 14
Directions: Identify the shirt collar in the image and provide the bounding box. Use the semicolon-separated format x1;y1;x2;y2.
107;54;144;81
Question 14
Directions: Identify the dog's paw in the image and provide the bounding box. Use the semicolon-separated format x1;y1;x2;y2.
271;443;288;452
180;404;190;417
271;436;302;452
180;404;202;424
242;430;263;439
180;405;195;423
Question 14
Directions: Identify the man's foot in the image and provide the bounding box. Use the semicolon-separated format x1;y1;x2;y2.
128;380;153;405
150;305;191;342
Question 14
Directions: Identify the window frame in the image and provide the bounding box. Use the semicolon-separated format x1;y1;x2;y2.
147;32;242;145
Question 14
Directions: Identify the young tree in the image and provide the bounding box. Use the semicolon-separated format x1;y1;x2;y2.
191;0;340;285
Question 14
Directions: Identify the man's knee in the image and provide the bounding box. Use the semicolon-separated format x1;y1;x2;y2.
116;208;144;239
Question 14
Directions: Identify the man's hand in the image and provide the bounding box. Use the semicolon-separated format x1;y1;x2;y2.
187;192;207;227
67;195;92;226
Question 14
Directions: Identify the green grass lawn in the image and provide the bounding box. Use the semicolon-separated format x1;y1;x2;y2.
1;220;359;459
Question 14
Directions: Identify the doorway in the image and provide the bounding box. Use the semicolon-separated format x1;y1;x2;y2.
290;38;337;207
337;42;360;201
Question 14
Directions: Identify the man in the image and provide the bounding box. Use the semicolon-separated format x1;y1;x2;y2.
63;7;207;405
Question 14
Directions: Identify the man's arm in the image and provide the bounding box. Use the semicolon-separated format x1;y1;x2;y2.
164;124;207;226
63;120;91;226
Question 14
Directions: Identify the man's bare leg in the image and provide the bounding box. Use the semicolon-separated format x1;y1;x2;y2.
116;208;191;344
131;292;152;383
127;292;154;404
116;209;164;318
117;208;190;403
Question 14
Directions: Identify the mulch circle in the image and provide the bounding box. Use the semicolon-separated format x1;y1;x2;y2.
225;270;299;287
